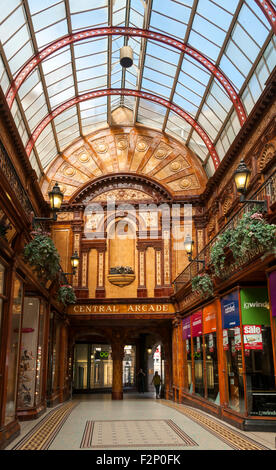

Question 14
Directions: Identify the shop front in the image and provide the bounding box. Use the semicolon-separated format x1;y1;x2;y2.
182;301;220;405
16;297;48;420
240;287;275;419
179;286;276;429
72;344;136;393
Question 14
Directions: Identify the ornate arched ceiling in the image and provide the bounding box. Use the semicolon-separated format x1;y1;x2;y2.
40;126;208;201
0;0;275;182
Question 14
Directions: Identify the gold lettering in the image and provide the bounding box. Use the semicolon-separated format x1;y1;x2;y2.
73;305;79;313
142;305;147;311
99;306;104;312
106;306;112;312
79;306;85;313
163;305;169;311
128;305;134;312
148;305;155;312
85;306;92;313
113;305;119;312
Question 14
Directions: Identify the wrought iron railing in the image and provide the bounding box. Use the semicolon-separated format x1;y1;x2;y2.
173;170;276;293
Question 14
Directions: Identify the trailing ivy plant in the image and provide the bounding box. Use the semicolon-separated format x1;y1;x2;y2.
58;285;76;306
210;209;276;277
210;229;233;277
191;273;214;298
228;210;276;260
23;232;61;281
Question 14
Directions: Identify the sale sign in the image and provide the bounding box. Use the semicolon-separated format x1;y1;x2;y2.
223;329;229;351
243;325;263;350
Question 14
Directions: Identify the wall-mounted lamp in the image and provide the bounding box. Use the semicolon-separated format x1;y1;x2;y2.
63;251;80;278
147;348;152;354
32;182;64;226
233;160;267;212
184;234;205;269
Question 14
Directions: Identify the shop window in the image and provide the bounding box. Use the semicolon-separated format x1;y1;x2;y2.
205;332;219;402
5;276;23;425
193;335;204;398
221;290;246;413
17;297;40;409
123;345;136;387
182;317;192;393
35;300;46;405
192;311;204;398
73;344;89;389
240;287;276;417
223;327;245;413
203;302;219;403
17;297;47;411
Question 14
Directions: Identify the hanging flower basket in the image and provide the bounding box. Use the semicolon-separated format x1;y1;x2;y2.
23;233;60;281
210;210;276;277
58;285;76;306
191;273;214;298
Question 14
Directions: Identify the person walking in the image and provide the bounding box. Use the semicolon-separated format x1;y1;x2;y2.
137;368;145;393
151;371;161;398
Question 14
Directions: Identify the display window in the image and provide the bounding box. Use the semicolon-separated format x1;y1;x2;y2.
17;297;40;409
17;297;47;411
240;287;276;416
73;343;136;391
5;276;23;425
123;345;136;387
182;316;192;393
191;311;204;398
52;320;61;392
221;290;245;414
203;301;219;403
35;300;46;405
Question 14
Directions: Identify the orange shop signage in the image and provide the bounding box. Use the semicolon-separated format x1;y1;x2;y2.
203;302;218;334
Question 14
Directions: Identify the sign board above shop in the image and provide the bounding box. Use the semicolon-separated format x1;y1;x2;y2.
191;311;202;337
68;303;175;315
240;287;270;325
221;290;240;329
203;301;218;334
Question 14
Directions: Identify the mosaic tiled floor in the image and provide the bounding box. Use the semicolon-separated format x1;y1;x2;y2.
80;419;198;448
12;401;78;450
160;400;270;451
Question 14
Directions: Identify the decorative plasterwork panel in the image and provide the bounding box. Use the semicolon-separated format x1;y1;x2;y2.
91;189;154;203
41;127;207;202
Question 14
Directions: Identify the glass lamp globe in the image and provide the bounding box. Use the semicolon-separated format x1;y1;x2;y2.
234;160;251;194
48;182;64;210
71;251;80;269
184;234;194;257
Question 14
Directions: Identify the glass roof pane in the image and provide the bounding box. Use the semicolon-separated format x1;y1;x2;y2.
150;0;190;40
69;0;107;14
31;3;66;31
35;20;68;49
0;1;20;23
28;0;61;15
0;0;275;176
42;47;71;75
71;7;108;31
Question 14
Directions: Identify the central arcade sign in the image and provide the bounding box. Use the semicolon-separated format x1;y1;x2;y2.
68;303;175;315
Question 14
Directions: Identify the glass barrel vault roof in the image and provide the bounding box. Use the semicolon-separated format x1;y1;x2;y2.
0;0;275;179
